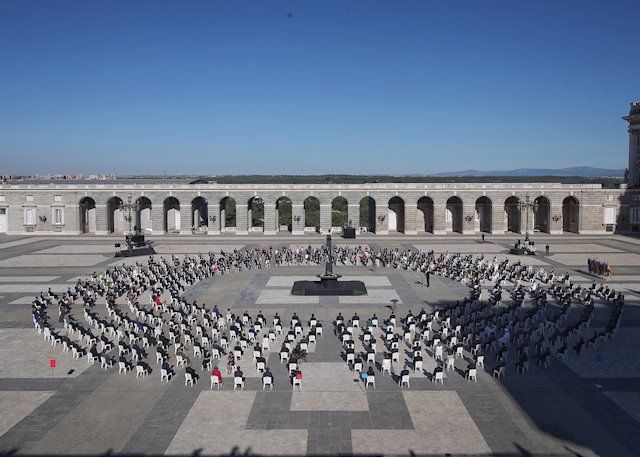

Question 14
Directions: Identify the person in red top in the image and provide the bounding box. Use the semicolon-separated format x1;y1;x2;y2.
211;366;222;385
153;294;162;308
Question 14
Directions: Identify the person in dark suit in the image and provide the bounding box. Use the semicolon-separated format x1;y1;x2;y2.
425;270;430;287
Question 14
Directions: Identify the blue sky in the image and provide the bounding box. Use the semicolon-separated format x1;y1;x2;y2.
0;0;638;175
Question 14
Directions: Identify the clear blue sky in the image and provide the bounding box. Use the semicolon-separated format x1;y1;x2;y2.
0;0;638;175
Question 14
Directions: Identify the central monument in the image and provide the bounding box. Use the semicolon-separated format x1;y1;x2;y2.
291;235;367;296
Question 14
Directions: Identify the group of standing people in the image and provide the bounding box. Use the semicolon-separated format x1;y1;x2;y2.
588;258;612;277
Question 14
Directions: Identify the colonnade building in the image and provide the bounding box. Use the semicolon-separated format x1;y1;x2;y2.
0;181;631;236
0;102;638;237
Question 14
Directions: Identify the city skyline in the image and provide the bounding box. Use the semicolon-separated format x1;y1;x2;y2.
1;0;638;175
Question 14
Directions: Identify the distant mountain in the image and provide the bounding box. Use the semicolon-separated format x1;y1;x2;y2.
432;167;625;177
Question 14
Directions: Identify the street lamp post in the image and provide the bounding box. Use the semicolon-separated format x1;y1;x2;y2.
518;193;538;238
118;193;139;235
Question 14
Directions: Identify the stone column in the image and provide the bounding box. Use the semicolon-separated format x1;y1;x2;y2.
179;204;191;234
433;202;447;235
347;204;360;231
151;203;165;235
220;208;226;231
263;203;277;235
404;204;417;235
550;204;563;234
292;204;304;235
491;203;505;234
208;203;220;235
235;203;248;235
319;204;331;234
376;205;388;234
95;204;108;235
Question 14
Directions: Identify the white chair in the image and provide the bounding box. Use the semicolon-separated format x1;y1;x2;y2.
354;361;363;372
366;376;375;389
118;361;129;374
161;369;171;382
185;372;196;386
256;361;265;373
136;365;148;378
435;346;444;361
346;353;355;364
193;346;202;357
176;355;186;367
280;351;289;364
293;376;302;391
382;359;391;375
156;352;163;364
263;376;273;391
414;359;423;372
466;368;477;382
100;356;112;370
234;376;244;391
476;355;484;368
433;371;444;385
210;374;221;389
446;356;455;371
456;346;464;358
391;351;399;363
399;374;410;389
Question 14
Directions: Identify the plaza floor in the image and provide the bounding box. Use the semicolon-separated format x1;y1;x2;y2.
0;233;639;456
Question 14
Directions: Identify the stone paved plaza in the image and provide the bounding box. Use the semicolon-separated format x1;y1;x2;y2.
1;233;640;456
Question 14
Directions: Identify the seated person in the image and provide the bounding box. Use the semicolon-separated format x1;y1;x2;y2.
211;365;223;383
161;359;175;377
201;352;211;371
432;362;444;378
263;367;273;384
185;366;199;382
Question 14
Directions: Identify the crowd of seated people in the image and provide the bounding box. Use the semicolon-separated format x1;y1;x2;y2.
30;243;624;389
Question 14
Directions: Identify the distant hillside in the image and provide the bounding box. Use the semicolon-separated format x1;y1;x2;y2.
433;167;625;177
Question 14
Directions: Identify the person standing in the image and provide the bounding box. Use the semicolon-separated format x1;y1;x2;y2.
425;270;430;288
545;244;550;255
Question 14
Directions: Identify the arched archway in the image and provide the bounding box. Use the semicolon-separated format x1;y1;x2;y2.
276;196;292;232
417;197;434;233
446;196;463;234
388;197;405;233
79;197;96;234
563;196;579;233
504;197;521;233
248;197;264;231
475;196;492;233
534;196;550;233
164;197;180;233
107;197;124;234
303;197;320;232
191;197;208;232
332;196;348;229
359;197;376;233
136;197;152;233
220;197;236;230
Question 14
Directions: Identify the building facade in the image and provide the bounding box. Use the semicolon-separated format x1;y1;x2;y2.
0;102;638;237
0;181;628;236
